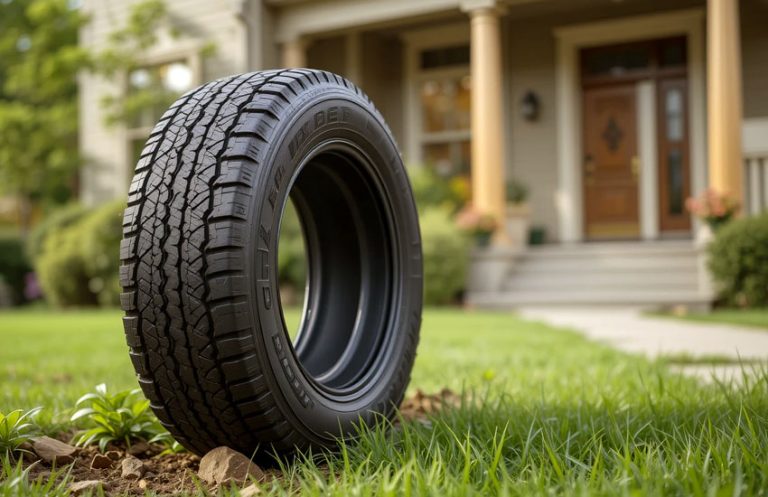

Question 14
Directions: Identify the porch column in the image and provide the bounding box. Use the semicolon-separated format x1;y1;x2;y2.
281;38;307;68
707;0;743;206
463;0;507;241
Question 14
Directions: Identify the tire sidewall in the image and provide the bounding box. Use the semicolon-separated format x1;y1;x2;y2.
247;87;422;442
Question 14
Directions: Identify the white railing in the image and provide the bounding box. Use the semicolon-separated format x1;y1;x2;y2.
745;152;768;215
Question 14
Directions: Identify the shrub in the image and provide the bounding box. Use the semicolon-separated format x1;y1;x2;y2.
36;200;124;307
420;207;471;305
408;167;468;214
26;203;88;262
278;200;307;296
708;213;768;307
0;235;32;305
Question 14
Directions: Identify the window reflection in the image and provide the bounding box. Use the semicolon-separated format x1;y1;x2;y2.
420;76;471;133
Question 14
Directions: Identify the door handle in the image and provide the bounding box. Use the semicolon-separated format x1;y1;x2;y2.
631;156;640;178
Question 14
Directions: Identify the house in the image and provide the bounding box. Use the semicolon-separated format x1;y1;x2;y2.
78;0;768;308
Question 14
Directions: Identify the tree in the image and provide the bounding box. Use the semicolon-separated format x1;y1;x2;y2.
0;0;88;232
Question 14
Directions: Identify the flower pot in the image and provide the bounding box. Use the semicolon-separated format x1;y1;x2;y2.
474;232;493;247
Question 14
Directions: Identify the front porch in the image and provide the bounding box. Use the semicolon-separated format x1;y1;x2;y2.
267;0;766;307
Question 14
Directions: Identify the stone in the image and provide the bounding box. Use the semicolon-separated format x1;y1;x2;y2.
32;436;77;465
69;480;104;496
240;483;261;496
127;441;150;457
90;453;113;469
197;446;265;485
138;479;148;490
121;456;145;480
105;450;122;461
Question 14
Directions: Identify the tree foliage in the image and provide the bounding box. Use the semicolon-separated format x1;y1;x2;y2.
0;0;88;228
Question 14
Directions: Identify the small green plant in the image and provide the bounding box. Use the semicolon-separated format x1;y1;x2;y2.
149;431;187;455
71;384;160;452
0;407;41;458
1;455;71;496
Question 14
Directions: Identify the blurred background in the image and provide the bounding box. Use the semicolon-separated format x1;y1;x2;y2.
0;0;767;315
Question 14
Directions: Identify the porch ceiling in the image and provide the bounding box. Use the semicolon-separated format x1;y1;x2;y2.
269;0;705;42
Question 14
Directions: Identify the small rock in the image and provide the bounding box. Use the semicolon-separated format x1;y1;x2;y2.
121;456;145;480
127;441;150;457
69;480;104;496
32;436;77;465
138;479;148;490
144;471;156;478
90;453;113;469
105;450;121;461
240;483;261;496
198;446;265;485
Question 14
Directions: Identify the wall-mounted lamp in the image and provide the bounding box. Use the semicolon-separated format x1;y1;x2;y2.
520;91;540;122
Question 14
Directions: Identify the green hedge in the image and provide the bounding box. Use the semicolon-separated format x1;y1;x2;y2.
26;203;89;262
708;213;768;308
0;234;32;305
420;207;470;305
36;200;124;307
278;200;307;295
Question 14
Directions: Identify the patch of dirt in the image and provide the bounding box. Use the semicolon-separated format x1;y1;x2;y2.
398;388;460;421
20;389;457;495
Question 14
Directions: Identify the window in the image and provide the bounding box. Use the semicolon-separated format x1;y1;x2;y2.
126;60;195;164
414;43;471;179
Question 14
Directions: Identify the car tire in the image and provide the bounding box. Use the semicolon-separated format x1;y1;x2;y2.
120;69;423;457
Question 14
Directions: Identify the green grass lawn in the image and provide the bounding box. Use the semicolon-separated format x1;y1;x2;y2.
660;308;768;330
1;307;767;496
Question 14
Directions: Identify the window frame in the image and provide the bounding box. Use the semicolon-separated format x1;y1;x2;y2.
122;48;203;182
401;23;471;171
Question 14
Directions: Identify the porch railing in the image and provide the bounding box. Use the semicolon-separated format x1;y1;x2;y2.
744;152;768;215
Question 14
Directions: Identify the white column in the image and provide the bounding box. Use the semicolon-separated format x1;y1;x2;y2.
707;0;744;206
463;0;507;243
637;81;659;240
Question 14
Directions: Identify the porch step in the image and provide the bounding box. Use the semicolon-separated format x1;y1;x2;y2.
467;240;712;308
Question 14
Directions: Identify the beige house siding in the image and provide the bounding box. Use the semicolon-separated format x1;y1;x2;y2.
307;36;347;77
504;17;560;241
79;0;253;204
361;33;405;148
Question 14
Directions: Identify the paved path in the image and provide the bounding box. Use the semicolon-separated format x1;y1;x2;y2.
517;306;768;360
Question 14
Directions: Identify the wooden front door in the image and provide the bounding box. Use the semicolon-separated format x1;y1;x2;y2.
582;85;639;239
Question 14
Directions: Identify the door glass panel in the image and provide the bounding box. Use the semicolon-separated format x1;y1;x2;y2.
420;76;471;133
667;148;684;215
665;88;683;141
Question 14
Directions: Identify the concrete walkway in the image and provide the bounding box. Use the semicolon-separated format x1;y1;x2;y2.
518;306;768;361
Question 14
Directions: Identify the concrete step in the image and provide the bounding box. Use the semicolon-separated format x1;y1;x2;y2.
466;240;709;308
513;257;699;272
468;289;710;308
503;270;699;290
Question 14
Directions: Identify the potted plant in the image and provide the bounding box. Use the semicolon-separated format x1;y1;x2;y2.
505;179;530;249
455;205;497;247
685;189;740;232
